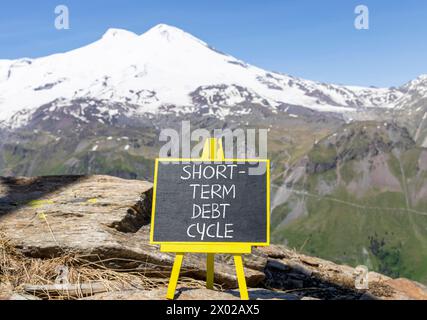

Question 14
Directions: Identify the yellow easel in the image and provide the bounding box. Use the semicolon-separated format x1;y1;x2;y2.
162;138;250;300
150;138;270;299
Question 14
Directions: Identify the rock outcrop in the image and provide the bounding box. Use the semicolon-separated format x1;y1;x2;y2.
259;245;427;300
1;175;426;300
0;175;264;289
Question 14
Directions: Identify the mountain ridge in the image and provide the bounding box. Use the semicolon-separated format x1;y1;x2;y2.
1;23;426;129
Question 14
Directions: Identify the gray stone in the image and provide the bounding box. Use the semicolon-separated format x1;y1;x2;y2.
0;175;266;289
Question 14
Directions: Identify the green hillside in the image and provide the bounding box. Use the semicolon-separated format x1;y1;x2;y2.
272;122;427;283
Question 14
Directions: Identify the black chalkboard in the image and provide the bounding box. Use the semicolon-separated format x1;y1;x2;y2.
151;160;269;244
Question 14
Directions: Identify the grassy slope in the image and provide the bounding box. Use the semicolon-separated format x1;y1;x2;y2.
0;129;158;180
272;145;427;284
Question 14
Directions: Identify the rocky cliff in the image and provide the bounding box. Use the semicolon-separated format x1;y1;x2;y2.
0;175;426;300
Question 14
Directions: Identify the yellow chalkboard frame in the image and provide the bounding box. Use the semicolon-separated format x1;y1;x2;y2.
149;138;270;300
150;159;270;247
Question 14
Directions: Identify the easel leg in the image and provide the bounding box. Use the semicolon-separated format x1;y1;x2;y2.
166;253;184;300
206;253;215;289
234;255;249;300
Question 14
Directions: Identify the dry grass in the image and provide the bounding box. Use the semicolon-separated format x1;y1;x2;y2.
0;232;211;300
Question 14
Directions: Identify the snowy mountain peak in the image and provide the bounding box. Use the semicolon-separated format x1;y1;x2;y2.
146;23;184;35
401;74;427;90
102;28;138;40
141;23;207;46
0;24;426;129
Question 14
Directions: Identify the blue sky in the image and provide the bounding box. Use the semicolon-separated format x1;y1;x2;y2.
0;0;426;87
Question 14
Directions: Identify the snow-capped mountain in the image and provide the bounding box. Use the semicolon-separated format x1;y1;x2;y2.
0;23;425;129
